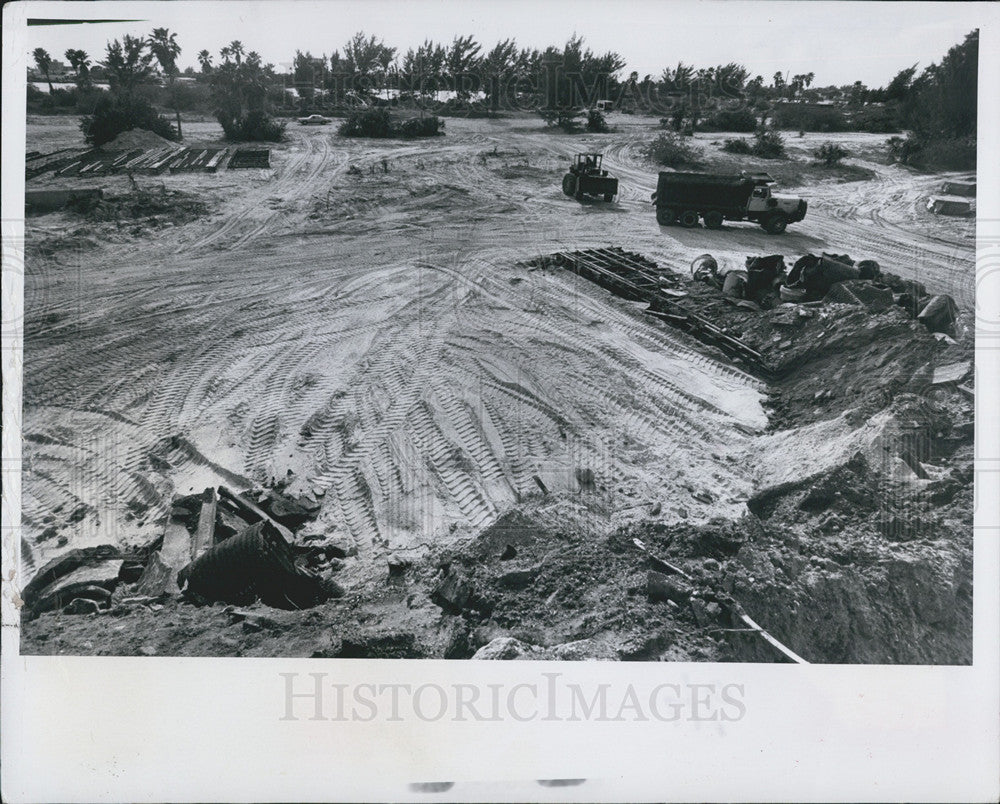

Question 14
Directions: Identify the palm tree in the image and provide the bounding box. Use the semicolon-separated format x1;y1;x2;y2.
65;48;91;87
32;48;54;92
149;28;183;137
228;41;245;64
197;49;213;73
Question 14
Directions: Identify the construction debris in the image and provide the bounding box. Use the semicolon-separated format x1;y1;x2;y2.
927;196;973;216
178;520;340;609
24;143;264;179
940;180;976;197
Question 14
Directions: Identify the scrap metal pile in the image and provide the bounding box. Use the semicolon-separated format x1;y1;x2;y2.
525;247;963;378
21;477;344;618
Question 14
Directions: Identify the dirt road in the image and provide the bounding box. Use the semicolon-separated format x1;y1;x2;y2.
21;115;974;578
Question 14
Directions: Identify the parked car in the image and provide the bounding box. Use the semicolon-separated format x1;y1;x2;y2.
298;115;331;125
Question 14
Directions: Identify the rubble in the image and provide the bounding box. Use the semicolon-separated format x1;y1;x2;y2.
178;520;340;609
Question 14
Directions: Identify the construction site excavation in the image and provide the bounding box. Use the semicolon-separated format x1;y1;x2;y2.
18;31;978;663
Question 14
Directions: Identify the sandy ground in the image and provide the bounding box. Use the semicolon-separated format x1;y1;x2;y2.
20;114;975;607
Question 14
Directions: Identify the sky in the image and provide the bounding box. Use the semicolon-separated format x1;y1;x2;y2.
16;0;990;88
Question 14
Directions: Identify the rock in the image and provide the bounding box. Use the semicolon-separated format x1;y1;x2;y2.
705;601;722;619
703;558;721;573
139;645;157;657
497;565;539;590
499;544;518;560
324;535;358;559
63;597;101;615
260;490;313;529
227;607;280;631
647;570;693;605
431;568;475;613
879;515;922;542
387;554;411;578
548;639;618;661
471;637;541;660
917;295;958;335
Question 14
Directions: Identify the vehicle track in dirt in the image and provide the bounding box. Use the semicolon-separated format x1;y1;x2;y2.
21;115;972;574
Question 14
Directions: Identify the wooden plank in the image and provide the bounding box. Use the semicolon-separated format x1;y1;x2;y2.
192;487;218;559
217;485;294;542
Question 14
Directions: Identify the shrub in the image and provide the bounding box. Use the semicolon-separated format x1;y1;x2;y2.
339;108;395;137
851;105;901;133
398;115;443;137
701;108;758;132
74;86;110;115
889;135;975;171
647;131;700;167
80;93;178;147
815;142;849;165
538;108;583;132
586;108;609;132
338;109;443;139
722;137;752;154
886;135;922;166
919;137;976;171
751;128;786;158
771;104;850;132
218;110;287;142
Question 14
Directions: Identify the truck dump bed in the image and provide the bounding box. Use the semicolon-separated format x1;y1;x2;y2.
657;172;758;212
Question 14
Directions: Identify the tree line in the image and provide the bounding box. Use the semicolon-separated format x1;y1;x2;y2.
29;28;977;165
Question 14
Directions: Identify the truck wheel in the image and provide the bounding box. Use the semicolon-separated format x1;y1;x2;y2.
562;174;576;196
656;208;675;226
764;213;789;234
703;211;724;229
604;193;615;203
679;210;700;228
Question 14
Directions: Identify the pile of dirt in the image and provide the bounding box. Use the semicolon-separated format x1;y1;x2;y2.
83;187;211;225
101;128;182;152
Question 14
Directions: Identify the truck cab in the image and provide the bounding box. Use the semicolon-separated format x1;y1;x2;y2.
746;183;807;232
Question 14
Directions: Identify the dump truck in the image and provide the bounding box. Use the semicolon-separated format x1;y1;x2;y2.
652;171;807;234
562;153;619;202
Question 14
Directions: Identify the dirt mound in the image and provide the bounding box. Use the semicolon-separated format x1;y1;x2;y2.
102;128;181;152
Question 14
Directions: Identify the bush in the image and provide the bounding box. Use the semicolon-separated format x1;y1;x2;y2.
74;86;110;115
886;135;922;166
80;93;178;147
218;110;286;142
751;128;786;158
851;105;901;133
647;131;700;167
539;108;583;132
586;108;609;132
889;135;975;171
701;108;758;132
398;116;443;137
815;142;849;166
772;104;850;133
339;108;395;137
722;137;752;154
338;109;443;138
919;137;976;171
